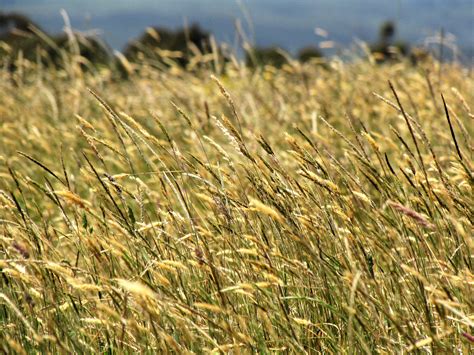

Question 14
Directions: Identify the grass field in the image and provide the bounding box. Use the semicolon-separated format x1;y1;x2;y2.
0;50;473;353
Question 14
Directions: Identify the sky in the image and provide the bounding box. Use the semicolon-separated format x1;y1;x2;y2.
1;0;473;59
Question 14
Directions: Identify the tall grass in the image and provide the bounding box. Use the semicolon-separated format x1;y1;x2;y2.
0;47;473;353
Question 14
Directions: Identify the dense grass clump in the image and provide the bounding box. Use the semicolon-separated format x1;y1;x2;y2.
0;48;473;353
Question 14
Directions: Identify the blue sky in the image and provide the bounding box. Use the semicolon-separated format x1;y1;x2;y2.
1;0;473;58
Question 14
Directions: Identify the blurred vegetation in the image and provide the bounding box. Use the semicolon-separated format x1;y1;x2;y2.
297;46;324;63
123;23;216;67
369;20;410;62
245;46;288;68
245;46;324;68
0;12;112;72
0;12;443;74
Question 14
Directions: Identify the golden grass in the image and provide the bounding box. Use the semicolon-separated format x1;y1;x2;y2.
0;52;473;353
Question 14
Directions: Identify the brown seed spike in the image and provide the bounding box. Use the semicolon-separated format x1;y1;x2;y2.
12;241;30;259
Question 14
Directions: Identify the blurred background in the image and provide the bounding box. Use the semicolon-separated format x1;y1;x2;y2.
1;0;473;63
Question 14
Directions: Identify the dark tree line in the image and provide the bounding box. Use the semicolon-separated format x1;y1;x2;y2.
0;12;111;71
370;21;409;61
0;12;428;73
123;24;215;66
